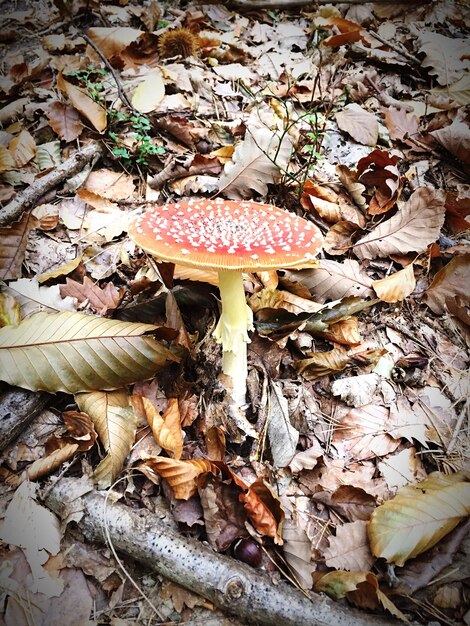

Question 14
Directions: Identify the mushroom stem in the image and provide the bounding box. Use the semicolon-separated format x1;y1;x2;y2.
213;269;254;406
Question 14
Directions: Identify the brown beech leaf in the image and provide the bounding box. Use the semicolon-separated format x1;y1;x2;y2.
57;71;107;133
383;107;422;149
59;276;124;313
198;473;248;551
430;119;470;166
353;187;446;260
155;115;209;149
323;221;358;256
21;443;79;484
444;192;470;234
335;104;378;147
369;472;470;566
47;101;83;142
356;149;402;215
241;479;284;545
289;439;323;473
83;169;135;201
323;520;375;572
205;426;226;461
314;485;376;522
301;180;365;227
422;254;470;314
372;263;416;303
217;126;293;199
0;213;38;280
8;129;36;167
76;390;137;489
419;31;469;86
142;457;219;499
319;317;361;346
336;164;367;211
332;405;400;461
294;349;351;379
131;396;183;459
60;410;98;451
284;259;374;303
87;27;144;61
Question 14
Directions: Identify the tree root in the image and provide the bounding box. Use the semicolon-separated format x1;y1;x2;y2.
44;477;410;626
0;142;102;227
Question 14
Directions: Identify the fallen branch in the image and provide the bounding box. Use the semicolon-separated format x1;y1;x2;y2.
0;387;49;451
0;142;102;227
44;478;409;626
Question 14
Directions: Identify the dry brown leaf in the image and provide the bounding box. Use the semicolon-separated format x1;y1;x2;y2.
217;126;293;199
142;457;219;499
8;129;36;167
372;264;416;302
241;479;284;545
21;443;79;483
31;203;60;231
378;447;426;490
87;26;144;60
431;119;470;165
323;520;375;572
59;276;124;313
289;439;323;473
314;485;376;522
336;164;367;211
0;292;21;327
0;213;38;280
301;180;365;227
46;101;83;142
335;104;378;146
249;287;322;316
38;255;83;283
356;149;402;215
131;396;183;459
320;317;361;346
56;71;107;133
76;188;118;211
419;31;470;86
422;253;470;313
131;68;165;113
323;221;358;256
205;426;226;461
284;259;374;303
353;187;446;260
83;169;135;201
332;405;400;461
76;390;137;489
383;107;421;149
294;349;351;379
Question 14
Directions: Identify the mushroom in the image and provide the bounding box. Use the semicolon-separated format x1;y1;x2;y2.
128;198;323;406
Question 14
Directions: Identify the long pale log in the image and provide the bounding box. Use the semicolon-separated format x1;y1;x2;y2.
0;387;49;451
0;142;102;227
44;478;409;626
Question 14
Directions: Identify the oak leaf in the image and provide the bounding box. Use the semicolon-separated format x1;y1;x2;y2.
59;276;124;313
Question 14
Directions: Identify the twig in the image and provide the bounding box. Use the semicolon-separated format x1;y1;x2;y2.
367;29;420;65
44;477;410;626
0;142;102;227
82;33;138;114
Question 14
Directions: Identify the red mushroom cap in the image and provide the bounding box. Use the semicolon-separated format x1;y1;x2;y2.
129;198;323;271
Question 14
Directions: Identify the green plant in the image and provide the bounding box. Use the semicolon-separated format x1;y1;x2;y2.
66;65;109;104
108;110;165;168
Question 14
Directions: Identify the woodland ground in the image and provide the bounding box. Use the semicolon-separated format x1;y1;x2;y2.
0;1;469;625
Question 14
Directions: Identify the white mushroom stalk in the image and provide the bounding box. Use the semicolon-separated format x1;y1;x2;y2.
128;198;323;409
213;269;254;407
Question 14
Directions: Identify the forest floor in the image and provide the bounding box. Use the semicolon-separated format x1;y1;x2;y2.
0;0;469;625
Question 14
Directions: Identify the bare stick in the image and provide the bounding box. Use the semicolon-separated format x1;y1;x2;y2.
44;477;414;626
0;142;102;227
0;387;49;451
82;33;138;114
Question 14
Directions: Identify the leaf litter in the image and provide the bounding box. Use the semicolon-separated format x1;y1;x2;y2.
0;0;469;624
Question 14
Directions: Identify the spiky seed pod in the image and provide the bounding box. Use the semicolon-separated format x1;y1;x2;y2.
158;28;199;59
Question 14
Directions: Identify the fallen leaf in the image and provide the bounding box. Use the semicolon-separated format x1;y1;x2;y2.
142;457;219;499
419;30;470;86
0;145;14;171
323;520;375;571
430;118;470;165
241;479;284;544
0;213;38;280
87;26;144;60
76;389;136;488
217;126;293;199
378;447;426;490
335;104;378;146
21;443;79;484
295;348;351;379
4;277;76;316
289;439;323;473
422;254;470;313
372;263;416;302
368;472;470;566
131;396;183;459
46;101;83;142
0;311;177;393
83;169;135;201
38;255;83;283
57;71;107;133
353;187;446;260
267;381;299;468
59;276;124;313
8;129;36;167
131;68;165;113
0;292;21;327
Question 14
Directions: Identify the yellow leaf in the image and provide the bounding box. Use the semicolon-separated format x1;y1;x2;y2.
142;456;219;499
0;293;21;327
76;389;137;489
38;254;84;283
57;72;107;133
8;129;36;167
0;146;14;172
368;471;470;566
131;68;165;113
0;311;177;393
372;264;416;302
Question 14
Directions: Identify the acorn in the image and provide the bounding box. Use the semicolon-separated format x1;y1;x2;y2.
158;28;199;59
233;538;262;567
